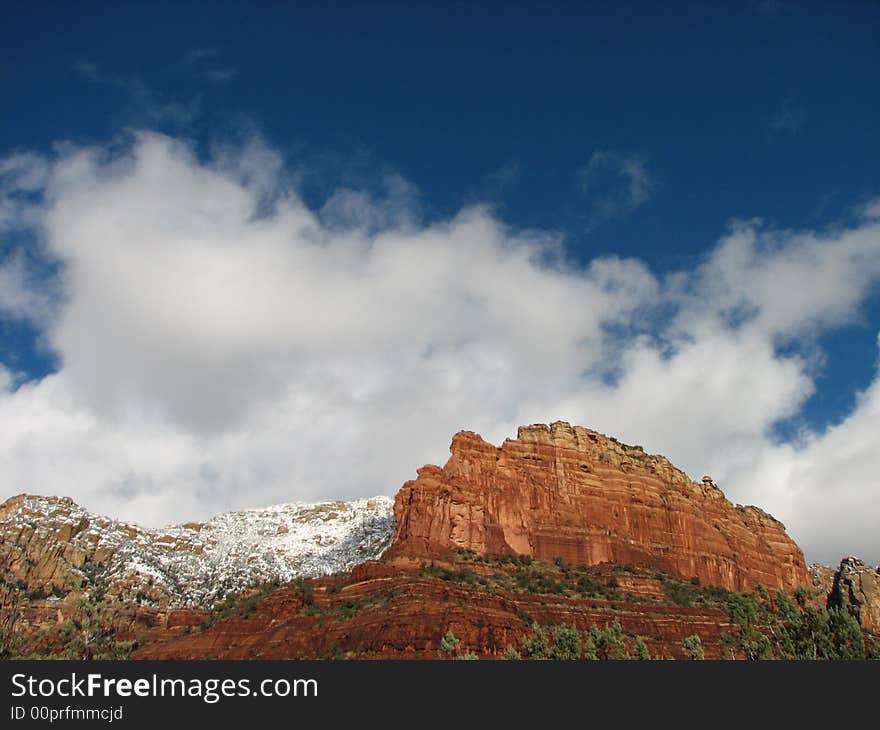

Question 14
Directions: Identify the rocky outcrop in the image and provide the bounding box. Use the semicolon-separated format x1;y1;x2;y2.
829;557;880;632
133;562;742;660
6;420;849;660
0;493;394;608
389;421;810;592
810;562;837;600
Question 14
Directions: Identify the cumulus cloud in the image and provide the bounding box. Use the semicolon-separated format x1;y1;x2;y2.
861;198;880;221
674;218;880;341
0;153;55;322
716;341;880;564
0;151;49;232
579;150;654;229
0;253;54;323
0;132;879;566
320;171;421;233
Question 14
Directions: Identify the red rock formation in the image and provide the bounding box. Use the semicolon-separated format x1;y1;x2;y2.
389;421;809;592
9;421;836;661
133;566;742;660
830;557;880;632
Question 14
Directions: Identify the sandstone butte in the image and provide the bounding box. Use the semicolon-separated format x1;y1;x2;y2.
388;421;810;593
13;420;879;660
129;422;843;660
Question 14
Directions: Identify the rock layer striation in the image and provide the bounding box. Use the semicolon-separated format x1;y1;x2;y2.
390;421;810;592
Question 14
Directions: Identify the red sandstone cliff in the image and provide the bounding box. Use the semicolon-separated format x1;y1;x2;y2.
14;421;869;661
132;566;742;660
389;421;810;592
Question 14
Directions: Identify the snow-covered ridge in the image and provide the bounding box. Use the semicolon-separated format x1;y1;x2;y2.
0;494;395;608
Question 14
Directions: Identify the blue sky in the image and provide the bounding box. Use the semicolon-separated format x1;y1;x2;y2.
1;2;879;563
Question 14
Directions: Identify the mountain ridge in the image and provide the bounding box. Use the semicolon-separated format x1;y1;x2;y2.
3;420;878;659
0;492;394;608
390;421;810;592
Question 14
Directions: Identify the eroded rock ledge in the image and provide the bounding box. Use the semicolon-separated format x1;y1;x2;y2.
389;421;810;592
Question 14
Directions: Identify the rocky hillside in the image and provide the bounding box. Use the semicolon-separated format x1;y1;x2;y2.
133;552;880;661
829;557;880;632
133;557;750;660
132;422;877;660
391;422;809;591
0;494;394;608
3;421;878;660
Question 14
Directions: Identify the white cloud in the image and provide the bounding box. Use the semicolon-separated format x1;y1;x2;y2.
861;198;880;221
0;151;49;232
0;133;879;567
74;62;201;125
0;152;50;193
320;171;421;233
674;218;880;341
721;348;880;564
0;252;54;323
579;150;654;229
0;152;55;322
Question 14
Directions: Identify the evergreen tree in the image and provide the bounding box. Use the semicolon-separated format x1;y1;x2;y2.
633;637;652;660
549;624;582;660
590;621;629;660
439;629;460;658
683;634;704;660
50;580;135;660
523;624;551;660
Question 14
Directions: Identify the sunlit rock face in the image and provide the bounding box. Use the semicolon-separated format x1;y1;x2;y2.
390;421;810;592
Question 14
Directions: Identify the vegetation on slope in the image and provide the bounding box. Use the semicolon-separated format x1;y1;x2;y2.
4;545;879;659
422;551;880;660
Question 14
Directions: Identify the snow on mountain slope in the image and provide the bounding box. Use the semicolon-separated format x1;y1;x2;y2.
0;494;395;607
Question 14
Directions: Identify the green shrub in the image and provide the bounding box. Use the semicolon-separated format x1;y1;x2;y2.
633;637;652;660
439;629;460;658
683;634;704;660
549;624;582;660
523;624;551;660
590;621;629;660
504;645;522;660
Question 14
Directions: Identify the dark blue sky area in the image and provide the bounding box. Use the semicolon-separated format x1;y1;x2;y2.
2;1;879;430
